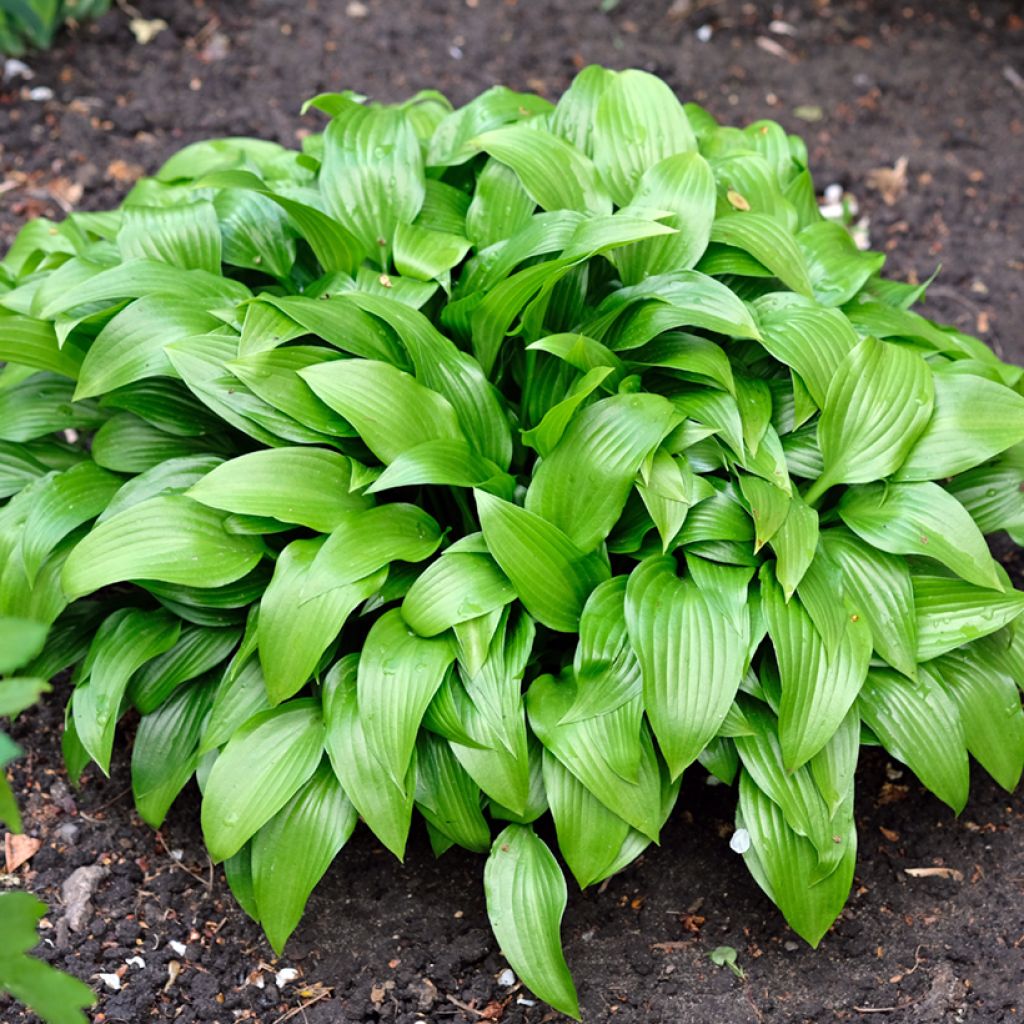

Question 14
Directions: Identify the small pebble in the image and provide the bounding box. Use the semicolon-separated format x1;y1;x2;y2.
169;940;187;956
97;972;121;991
497;968;516;987
276;967;299;988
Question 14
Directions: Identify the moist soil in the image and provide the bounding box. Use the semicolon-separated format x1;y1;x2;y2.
2;1;1024;1022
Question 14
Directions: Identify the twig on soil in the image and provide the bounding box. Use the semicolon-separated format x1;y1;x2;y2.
270;987;332;1024
446;994;487;1017
853;1007;897;1014
78;786;132;822
154;831;214;891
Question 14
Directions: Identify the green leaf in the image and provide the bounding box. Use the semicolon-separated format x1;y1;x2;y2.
402;552;515;637
300;505;442;602
429;86;553;166
838;481;1002;591
896;370;1024;481
201;698;325;861
526;672;662;839
525;394;678;551
0;314;84;380
252;759;358;953
73;296;222;400
0;892;94;1024
930;648;1024;792
320;103;425;261
414;731;491;853
625;557;746;778
300;359;464;463
73;609;181;774
131;677;216;827
912;574;1024;661
323;655;415;859
130;623;241;713
0;678;51;719
752;295;858;407
807;335;933;502
62;495;264;600
542;750;630;889
737;771;855;947
357;609;455;784
761;564;871;769
591;69;697;205
858;668;969;812
259;538;387;704
710;213;813;297
798;221;885;306
476;490;610;632
484;825;580;1020
187;447;371;532
819;528;917;678
0;618;48;675
226;347;355;437
17;463;122;586
118;201;222;274
474;122;612;216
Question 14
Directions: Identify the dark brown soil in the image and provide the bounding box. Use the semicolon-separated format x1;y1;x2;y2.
3;2;1024;1022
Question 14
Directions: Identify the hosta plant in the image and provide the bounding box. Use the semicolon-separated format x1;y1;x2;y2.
0;0;109;54
2;67;1024;1018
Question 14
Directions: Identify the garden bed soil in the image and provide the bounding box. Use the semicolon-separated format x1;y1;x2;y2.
2;1;1024;1022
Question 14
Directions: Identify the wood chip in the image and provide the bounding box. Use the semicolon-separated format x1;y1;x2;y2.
904;866;964;882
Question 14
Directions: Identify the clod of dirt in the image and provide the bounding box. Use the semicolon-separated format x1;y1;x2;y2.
61;863;109;933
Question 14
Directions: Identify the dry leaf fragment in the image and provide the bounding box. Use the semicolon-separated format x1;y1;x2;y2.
866;156;909;206
904;866;964;882
5;832;42;872
129;18;168;45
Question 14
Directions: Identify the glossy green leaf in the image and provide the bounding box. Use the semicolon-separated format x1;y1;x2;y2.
858;668;969;812
897;370;1024;481
357;609;455;784
762;564;871;769
476;491;610;632
626;557;746;778
839;482;1001;591
201;698;325;861
525;393;677;551
259;538;387;704
484;825;580;1020
62;495;264;600
252;759;357;953
807;335;933;502
323;656;415;860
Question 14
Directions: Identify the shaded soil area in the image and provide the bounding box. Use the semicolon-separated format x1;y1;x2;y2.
3;1;1024;1022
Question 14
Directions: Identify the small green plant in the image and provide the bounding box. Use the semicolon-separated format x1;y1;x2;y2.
709;945;745;979
1;620;95;1024
1;68;1023;1019
0;0;109;55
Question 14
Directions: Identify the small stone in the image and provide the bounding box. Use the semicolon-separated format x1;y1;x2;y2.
497;968;516;987
62;864;109;933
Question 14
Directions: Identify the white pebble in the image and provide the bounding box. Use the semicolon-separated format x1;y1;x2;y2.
97;973;122;991
3;58;33;82
696;24;713;42
497;968;516;987
824;183;843;204
276;967;299;988
125;956;146;969
517;996;537;1007
168;940;187;956
27;86;54;101
729;828;751;855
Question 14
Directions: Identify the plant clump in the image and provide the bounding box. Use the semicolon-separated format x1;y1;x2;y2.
2;67;1023;1018
0;0;109;55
